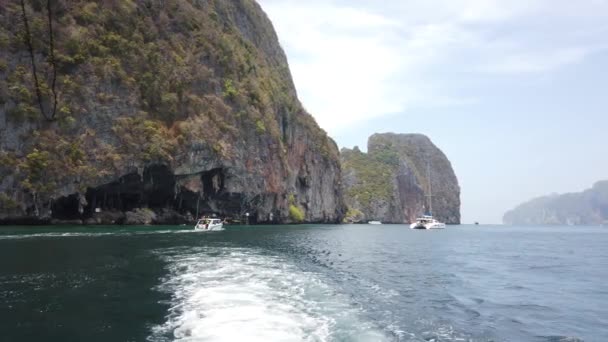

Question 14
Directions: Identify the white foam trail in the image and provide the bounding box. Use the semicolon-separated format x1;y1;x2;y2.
0;232;118;240
149;247;390;342
0;229;197;240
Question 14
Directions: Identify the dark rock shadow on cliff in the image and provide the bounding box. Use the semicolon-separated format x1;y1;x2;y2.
40;165;255;225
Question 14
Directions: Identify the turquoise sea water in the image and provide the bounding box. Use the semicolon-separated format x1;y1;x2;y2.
0;224;606;341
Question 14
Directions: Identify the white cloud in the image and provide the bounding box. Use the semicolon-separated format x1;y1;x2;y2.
260;2;407;130
258;0;608;132
478;47;601;74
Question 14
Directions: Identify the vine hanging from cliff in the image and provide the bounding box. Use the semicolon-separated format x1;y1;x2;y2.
19;0;59;121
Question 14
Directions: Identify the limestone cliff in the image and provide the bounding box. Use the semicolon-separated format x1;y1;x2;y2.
0;0;345;224
504;181;608;225
341;133;460;224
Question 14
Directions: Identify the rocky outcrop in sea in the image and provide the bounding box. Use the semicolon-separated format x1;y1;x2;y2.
341;133;460;224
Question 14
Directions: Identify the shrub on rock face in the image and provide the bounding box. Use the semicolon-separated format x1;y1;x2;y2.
0;193;19;211
343;208;365;223
289;204;305;223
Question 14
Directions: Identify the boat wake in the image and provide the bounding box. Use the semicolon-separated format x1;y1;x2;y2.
148;247;390;342
0;232;120;240
0;229;197;240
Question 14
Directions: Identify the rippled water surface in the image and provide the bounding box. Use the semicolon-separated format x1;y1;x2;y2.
0;225;606;341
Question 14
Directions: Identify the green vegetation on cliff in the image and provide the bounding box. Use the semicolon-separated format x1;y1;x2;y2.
340;147;397;213
288;204;305;222
343;207;364;223
2;0;306;132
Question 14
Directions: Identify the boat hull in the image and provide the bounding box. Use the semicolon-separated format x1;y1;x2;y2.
426;223;446;229
194;223;224;231
409;219;446;230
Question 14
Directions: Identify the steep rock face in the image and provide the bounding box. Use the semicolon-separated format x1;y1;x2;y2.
0;0;345;224
504;181;608;225
341;133;460;224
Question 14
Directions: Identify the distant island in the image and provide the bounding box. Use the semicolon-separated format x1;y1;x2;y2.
341;133;460;224
504;181;608;225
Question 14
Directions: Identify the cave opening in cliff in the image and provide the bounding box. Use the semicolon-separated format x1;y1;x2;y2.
175;168;256;221
51;194;81;220
200;168;225;200
49;166;258;222
178;168;228;217
82;165;177;216
143;165;176;209
84;173;143;214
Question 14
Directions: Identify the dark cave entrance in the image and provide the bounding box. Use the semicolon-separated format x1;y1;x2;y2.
143;165;177;209
176;168;229;218
50;165;177;220
49;165;256;223
84;165;176;214
51;194;81;220
200;168;225;200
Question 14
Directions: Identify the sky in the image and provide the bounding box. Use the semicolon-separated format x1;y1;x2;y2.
258;0;608;224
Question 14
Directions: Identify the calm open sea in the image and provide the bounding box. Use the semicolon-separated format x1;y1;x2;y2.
0;224;606;341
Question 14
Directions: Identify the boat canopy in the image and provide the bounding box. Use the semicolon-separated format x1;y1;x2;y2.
197;218;222;224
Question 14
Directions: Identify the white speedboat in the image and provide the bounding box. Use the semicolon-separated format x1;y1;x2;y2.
410;215;446;229
195;218;224;231
368;221;382;225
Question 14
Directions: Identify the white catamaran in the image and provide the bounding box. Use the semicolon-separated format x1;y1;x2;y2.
410;215;446;230
410;161;446;230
